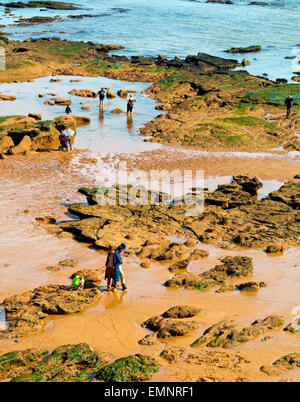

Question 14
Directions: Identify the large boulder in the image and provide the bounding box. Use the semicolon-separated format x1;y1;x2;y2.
0;135;13;154
9;135;36;155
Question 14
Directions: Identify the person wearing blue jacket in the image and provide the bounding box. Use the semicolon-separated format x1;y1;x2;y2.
113;243;127;291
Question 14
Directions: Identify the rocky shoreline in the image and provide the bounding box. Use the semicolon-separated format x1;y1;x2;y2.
0;35;299;383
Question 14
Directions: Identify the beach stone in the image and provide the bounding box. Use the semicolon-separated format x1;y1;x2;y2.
160;347;185;363
138;334;156;345
111;108;123;113
69;89;97;98
106;89;116;98
0;94;16;101
237;281;266;292
117;89;128;98
141;260;151;269
51;97;71;106
28;113;42;121
162;305;201;319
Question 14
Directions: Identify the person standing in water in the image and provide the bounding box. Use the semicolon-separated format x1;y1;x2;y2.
285;95;293;119
65;105;72;115
98;88;106;110
113;243;127;291
127;94;136;115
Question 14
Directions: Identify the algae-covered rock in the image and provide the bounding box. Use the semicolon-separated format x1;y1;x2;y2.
96;354;159;382
10;344;107;382
0;349;47;381
192;315;284;349
166;256;253;291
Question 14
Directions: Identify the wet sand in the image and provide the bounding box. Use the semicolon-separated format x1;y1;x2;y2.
0;76;300;382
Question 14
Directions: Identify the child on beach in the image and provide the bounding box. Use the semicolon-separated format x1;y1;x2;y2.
72;274;85;290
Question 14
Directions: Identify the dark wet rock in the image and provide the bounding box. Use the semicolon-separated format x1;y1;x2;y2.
9;344;107;382
160;347;185;363
95;354;159;382
237;281;266;292
162;305;201;319
206;0;234;4
268;180;300;209
225;45;262;54
215;284;235;293
232;175;263;196
1;2;81;10
1;285;101;338
205;182;255;209
168;259;189;272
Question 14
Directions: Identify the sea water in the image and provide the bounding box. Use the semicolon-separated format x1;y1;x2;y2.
0;0;299;81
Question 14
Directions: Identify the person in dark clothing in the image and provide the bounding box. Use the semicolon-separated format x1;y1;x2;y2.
98;88;106;110
127;94;136;114
285;95;293;119
105;246;115;291
65;105;72;115
113;243;127;291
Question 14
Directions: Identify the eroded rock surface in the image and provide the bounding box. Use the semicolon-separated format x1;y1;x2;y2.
1;285;101;338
